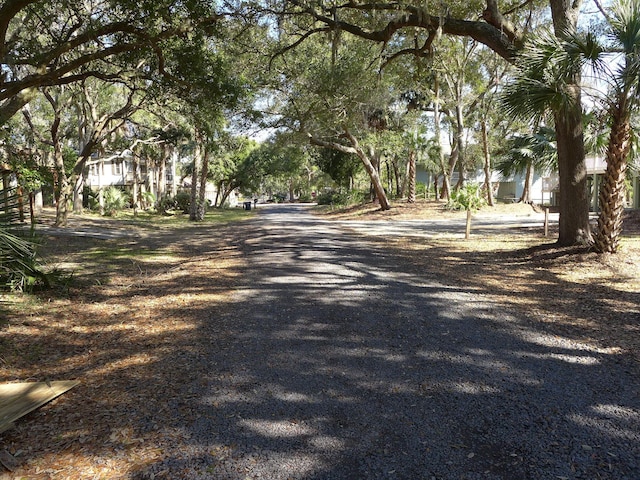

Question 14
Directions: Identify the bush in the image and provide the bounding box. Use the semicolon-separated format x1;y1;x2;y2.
157;195;178;215
102;187;130;216
174;192;191;214
298;192;313;203
416;182;429;198
86;190;100;212
141;191;156;210
316;190;366;206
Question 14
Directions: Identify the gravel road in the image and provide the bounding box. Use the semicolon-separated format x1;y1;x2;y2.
136;204;639;480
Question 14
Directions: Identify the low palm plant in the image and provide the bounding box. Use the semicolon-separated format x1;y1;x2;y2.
0;187;49;291
103;186;130;216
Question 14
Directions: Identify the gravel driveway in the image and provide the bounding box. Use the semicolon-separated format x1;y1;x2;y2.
136;204;639;480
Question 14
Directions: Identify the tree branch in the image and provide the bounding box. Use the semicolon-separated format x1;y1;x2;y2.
287;0;518;60
307;132;358;155
270;27;330;70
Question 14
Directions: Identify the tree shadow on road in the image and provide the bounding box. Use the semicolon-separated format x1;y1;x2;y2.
1;207;638;479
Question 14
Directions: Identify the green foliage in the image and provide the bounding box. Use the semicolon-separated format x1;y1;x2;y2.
495;126;558;177
447;184;486;211
141;191;156;209
416;182;430;198
157;195;178;215
0;187;50;291
298;192;313;203
0;228;50;292
103;187;130;216
316;190;366;206
315;148;362;188
175;192;192;214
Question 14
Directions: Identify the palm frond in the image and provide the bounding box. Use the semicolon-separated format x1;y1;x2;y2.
0;185;49;291
0;189;24;225
495;127;558;177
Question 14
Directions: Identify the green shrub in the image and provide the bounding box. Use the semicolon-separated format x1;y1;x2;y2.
103;187;130;216
298;192;313;203
416;182;430;198
157;195;178;215
141;191;156;210
175;191;191;213
447;183;486;211
316;190;366;206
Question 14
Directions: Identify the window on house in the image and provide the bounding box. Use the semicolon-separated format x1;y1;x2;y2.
112;160;122;175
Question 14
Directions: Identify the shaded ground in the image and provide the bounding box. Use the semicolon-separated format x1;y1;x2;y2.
0;203;638;479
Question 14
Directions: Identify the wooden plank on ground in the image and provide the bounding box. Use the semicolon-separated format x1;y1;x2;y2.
0;381;80;434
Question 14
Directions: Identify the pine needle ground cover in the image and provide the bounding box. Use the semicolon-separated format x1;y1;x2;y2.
0;203;637;478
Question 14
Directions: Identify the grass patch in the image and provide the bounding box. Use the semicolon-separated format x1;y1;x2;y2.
110;207;254;228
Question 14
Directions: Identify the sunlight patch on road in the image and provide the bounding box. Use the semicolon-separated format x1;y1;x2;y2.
513;351;600;365
239;419;316;438
568;404;640;441
515;328;623;355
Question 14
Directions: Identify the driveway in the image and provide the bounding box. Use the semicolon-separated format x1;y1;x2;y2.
136;203;639;480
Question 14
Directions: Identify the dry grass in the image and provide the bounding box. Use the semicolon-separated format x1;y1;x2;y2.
0;202;638;478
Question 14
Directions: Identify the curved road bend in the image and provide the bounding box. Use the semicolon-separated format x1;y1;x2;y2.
146;204;638;480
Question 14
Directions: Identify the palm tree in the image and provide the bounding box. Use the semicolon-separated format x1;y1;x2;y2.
502;0;640;252
495;126;558;203
592;0;640;253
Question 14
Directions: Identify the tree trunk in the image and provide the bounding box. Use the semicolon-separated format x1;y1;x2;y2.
594;101;630;253
53;143;70;227
217;183;236;208
196;145;209;219
72;173;84;213
392;157;402;197
433;77;451;201
550;0;591;246
453;102;465;191
171;149;178;198
16;186;25;222
554;104;591;245
481;118;495;207
157;148;167;207
132;156;140;216
214;181;222;208
190;140;203;221
520;162;534;203
29;192;35;224
407;149;416;203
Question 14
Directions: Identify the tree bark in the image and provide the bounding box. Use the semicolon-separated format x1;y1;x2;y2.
53;142;70;227
550;0;591;246
481;118;494;206
132;157;140;215
407;149;416;203
190;139;203;221
553;96;591;245
433;77;450;201
197;144;209;219
594;99;630;253
520;162;534;203
72;173;84;213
